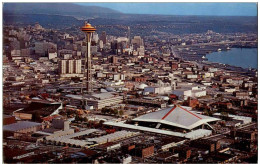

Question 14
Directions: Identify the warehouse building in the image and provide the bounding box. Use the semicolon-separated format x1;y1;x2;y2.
66;92;123;110
13;100;62;121
3;121;42;138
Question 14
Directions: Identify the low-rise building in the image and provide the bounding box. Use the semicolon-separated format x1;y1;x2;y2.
3;121;42;138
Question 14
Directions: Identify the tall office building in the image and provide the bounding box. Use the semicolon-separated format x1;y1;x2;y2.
100;31;107;44
92;32;99;43
99;40;104;50
127;26;131;44
35;41;57;57
59;59;82;77
132;36;144;47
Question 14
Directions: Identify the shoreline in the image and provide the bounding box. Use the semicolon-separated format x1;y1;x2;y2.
205;48;258;70
199;60;257;77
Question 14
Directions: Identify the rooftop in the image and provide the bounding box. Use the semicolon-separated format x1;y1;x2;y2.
15;101;62;117
133;105;220;130
104;121;212;139
3;121;41;132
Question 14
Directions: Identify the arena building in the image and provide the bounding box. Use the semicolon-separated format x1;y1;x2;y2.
104;105;220;140
132;105;220;130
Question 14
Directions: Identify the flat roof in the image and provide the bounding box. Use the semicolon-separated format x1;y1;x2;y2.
48;137;91;147
92;92;114;100
66;92;117;100
3;121;42;132
87;130;139;144
64;129;100;139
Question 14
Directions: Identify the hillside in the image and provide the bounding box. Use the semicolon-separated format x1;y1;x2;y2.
3;3;121;17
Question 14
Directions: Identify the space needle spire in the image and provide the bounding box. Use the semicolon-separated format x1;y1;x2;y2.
81;21;96;94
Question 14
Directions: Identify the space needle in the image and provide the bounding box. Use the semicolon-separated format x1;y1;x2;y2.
81;21;96;94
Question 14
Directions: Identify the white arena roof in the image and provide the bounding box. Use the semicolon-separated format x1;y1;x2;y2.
104;121;212;140
133;105;220;130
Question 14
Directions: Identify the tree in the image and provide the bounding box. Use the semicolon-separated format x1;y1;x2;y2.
99;120;105;126
216;94;224;101
113;109;118;115
119;110;124;116
75;115;80;122
32;111;41;122
102;107;110;114
83;117;88;122
101;108;106;114
67;109;74;116
203;108;209;116
208;110;214;116
168;99;173;104
59;110;66;116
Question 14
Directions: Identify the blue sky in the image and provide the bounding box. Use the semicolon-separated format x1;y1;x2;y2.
76;3;257;16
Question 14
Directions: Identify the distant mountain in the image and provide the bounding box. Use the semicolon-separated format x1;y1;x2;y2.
3;3;121;17
3;3;257;35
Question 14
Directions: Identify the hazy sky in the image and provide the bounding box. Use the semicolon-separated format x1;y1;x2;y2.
76;3;257;16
